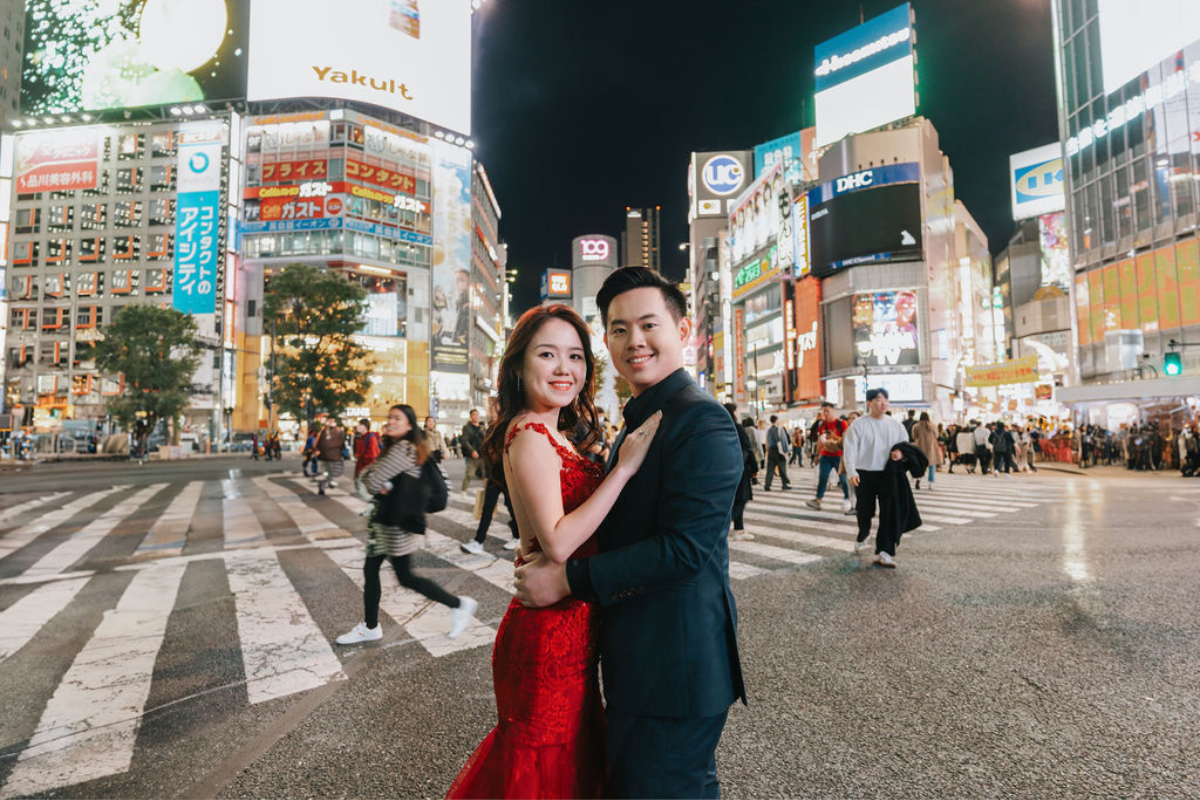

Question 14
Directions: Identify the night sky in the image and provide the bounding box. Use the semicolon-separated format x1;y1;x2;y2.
471;0;1059;315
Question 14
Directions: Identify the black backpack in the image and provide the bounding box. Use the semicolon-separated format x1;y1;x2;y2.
422;458;449;513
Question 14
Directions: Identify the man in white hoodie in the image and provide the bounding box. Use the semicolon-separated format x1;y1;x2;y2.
842;388;910;568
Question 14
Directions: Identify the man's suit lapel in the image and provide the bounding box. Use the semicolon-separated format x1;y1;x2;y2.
607;426;629;473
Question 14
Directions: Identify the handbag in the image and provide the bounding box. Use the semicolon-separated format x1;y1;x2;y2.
472;488;486;520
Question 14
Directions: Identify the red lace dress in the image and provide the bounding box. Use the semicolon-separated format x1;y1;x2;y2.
447;422;607;800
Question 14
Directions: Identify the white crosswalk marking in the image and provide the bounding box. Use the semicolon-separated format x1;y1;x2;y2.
251;476;353;543
730;538;824;566
222;479;266;548
0;486;127;560
136;481;203;557
0;564;186;799
226;549;346;705
21;485;167;579
0;493;71;529
0;576;91;662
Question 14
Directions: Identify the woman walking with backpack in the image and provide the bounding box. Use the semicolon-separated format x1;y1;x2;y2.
336;404;477;645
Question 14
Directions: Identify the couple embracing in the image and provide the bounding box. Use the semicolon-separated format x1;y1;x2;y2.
446;268;746;799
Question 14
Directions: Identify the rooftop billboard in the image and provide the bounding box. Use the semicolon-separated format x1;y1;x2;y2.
1010;143;1065;221
813;3;916;147
21;0;249;115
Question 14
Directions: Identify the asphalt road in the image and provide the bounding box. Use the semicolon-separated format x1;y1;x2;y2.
1;455;1198;798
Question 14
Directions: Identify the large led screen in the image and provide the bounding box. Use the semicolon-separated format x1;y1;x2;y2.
809;182;923;276
814;3;915;147
22;0;249;115
852;290;919;368
1098;0;1200;94
247;0;471;134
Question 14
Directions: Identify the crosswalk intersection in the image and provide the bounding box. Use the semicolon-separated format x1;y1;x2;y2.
0;467;1067;796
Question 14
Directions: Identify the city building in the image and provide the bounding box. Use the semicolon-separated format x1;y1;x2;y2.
621;206;661;271
569;234;617;325
1052;0;1200;424
0;0;21;127
2;0;503;447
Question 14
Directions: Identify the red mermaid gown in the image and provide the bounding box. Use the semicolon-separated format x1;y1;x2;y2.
447;422;607;800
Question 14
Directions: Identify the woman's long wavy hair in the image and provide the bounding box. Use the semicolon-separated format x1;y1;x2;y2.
481;305;601;489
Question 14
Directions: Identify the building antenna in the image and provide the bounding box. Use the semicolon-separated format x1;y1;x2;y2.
859;4;864;24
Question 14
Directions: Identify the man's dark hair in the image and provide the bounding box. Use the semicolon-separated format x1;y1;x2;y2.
769;415;778;424
820;401;835;410
907;409;915;418
865;387;889;402
597;267;687;327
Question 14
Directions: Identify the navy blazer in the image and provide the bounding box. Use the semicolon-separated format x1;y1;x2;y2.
565;369;746;718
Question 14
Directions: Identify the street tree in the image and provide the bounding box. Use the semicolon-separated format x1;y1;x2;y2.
263;263;373;423
94;304;202;452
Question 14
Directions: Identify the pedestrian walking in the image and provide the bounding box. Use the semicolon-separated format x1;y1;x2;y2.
805;402;851;513
990;421;1016;475
460;408;486;493
727;404;758;541
461;397;519;554
912;412;941;489
424;416;450;462
902;409;917;439
788;426;804;467
755;418;768;471
972;420;993;475
763;415;792;490
353;419;382;479
336;404;477;645
301;428;320;476
956;425;977;473
843;388;912;567
315;418;346;488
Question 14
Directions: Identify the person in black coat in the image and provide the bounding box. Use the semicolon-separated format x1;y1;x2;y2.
726;405;758;541
516;268;744;799
883;442;927;551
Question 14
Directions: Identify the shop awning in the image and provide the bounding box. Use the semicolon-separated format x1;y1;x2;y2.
1057;376;1200;403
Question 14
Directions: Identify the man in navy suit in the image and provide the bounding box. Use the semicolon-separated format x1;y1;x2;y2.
515;267;746;799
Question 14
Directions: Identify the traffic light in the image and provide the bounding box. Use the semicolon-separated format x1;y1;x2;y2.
1165;351;1183;376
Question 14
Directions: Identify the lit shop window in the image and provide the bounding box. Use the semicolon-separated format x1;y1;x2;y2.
79;237;105;263
146;233;171;260
110;269;139;295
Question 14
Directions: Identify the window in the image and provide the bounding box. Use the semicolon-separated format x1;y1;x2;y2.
71;374;93;396
8;345;32;369
150;198;174;226
47;205;72;231
80;203;107;229
114;201;143;227
110;269;139;295
76;305;101;328
11;307;36;329
44;273;68;298
79;237;104;262
12;240;38;266
76;272;101;296
116;167;142;193
147;233;171;260
118;133;142;159
9;274;35;299
38;341;68;368
42;307;67;330
145;267;169;294
112;235;139;260
73;341;96;368
46;238;70;264
15;208;38;234
150;132;175;157
149;164;173;191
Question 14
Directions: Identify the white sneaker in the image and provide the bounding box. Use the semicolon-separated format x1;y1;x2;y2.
460;540;485;555
875;552;897;568
842;499;853;514
327;480;338;489
449;596;477;639
731;530;754;541
336;621;382;645
853;540;869;554
503;538;520;551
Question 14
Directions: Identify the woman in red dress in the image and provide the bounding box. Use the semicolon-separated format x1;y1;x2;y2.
447;305;661;800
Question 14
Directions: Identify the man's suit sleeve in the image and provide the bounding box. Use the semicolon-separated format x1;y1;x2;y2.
573;402;742;607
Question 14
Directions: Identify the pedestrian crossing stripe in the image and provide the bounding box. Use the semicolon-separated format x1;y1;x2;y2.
0;470;1070;797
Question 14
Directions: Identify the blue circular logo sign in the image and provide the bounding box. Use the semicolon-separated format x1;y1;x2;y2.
701;154;745;196
188;152;210;174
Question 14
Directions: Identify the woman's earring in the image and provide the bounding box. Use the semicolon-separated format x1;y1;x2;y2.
516;374;523;392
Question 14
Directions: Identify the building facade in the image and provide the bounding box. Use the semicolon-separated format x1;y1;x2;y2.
621;206;661;271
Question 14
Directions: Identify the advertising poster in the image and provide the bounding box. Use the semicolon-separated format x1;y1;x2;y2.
728;161;788;265
1155;246;1181;331
964;355;1039;388
851;290;919;367
814;3;916;147
248;0;472;133
792;194;810;277
733;306;746;404
793;277;823;401
22;0;249;114
1074;273;1091;346
1037;212;1070;289
1135;252;1158;334
754;130;815;183
1012;144;1066;221
14;129;100;193
1177;239;1200;326
173;133;223;315
430;140;472;373
1118;258;1139;330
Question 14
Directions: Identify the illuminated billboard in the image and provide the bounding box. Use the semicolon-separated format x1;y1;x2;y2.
814;3;916;147
1010;143;1065;221
430;139;472;374
1097;0;1200;94
728;161;790;266
540;270;572;301
852;290;919;368
247;0;471;133
572;235;618;270
21;0;249;115
809;182;923;276
689;150;753;218
14;128;100;193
